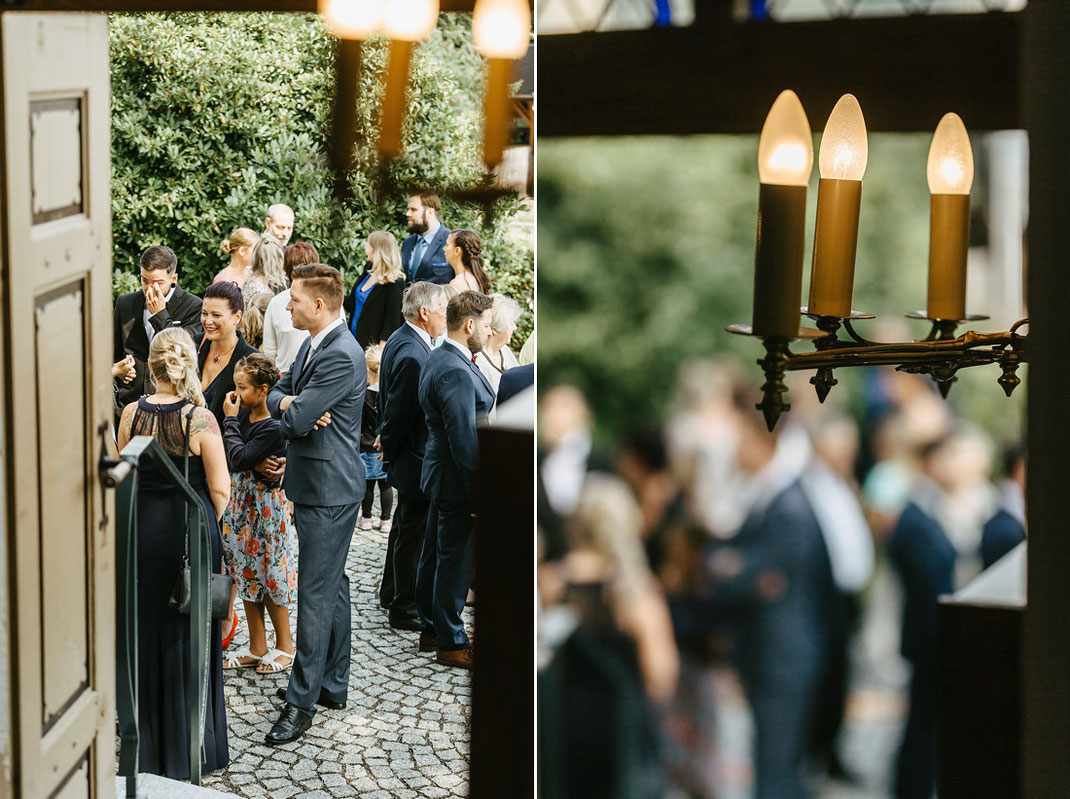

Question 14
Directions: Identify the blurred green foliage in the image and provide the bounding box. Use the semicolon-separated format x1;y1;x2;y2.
538;135;1025;445
109;12;532;348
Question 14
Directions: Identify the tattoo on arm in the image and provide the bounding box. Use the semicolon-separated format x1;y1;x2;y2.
119;403;135;443
191;408;222;438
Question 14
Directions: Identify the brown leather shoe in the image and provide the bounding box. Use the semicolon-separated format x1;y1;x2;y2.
436;646;474;670
419;633;437;652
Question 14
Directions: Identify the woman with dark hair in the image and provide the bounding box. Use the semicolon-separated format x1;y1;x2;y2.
199;281;259;430
199;280;259;648
343;230;405;349
262;241;321;372
445;229;491;294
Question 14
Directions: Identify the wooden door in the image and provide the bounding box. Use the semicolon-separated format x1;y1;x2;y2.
0;12;115;798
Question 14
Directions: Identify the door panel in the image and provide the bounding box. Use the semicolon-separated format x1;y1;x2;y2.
1;12;114;799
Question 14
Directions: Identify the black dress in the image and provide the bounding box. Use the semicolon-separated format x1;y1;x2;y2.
538;581;664;799
131;397;229;778
197;333;259;430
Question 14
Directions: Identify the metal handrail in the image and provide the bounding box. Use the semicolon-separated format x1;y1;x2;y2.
107;435;213;796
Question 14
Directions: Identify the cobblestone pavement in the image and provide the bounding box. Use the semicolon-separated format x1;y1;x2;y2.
202;521;473;799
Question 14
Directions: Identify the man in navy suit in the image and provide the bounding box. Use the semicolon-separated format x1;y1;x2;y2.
265;264;367;745
981;441;1026;569
708;409;838;799
417;291;495;668
400;192;452;285
888;435;959;799
377;282;448;630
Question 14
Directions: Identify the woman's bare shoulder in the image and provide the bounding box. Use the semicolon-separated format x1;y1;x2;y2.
188;405;220;436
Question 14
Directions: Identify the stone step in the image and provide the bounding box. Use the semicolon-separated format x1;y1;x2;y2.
115;774;239;799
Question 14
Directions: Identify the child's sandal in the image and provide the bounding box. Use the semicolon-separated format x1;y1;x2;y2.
256;648;294;674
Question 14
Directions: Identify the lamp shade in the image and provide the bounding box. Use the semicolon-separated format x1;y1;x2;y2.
320;0;383;39
819;93;868;180
473;0;531;59
383;0;439;41
927;113;974;195
757;90;814;187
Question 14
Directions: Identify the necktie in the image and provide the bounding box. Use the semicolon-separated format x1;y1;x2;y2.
410;238;427;278
471;353;477;365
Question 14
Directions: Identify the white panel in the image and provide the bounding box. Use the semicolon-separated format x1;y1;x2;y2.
35;286;89;725
30;98;83;224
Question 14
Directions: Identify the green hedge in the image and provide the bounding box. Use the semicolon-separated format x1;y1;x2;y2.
109;12;532;347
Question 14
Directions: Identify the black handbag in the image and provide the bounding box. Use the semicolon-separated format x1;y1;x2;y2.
168;409;233;620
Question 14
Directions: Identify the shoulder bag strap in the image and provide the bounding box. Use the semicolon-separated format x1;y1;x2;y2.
182;406;193;564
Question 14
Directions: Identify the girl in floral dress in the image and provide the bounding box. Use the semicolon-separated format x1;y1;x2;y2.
220;353;297;674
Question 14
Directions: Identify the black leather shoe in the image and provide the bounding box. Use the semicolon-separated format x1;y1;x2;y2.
389;612;421;631
275;687;346;710
265;703;312;745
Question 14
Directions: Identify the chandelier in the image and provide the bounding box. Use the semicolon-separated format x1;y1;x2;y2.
729;90;1028;431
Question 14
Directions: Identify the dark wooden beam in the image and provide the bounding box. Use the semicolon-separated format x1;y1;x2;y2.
539;9;1022;136
1022;2;1070;796
1;1;476;12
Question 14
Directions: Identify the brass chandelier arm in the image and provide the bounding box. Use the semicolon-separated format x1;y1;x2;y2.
785;346;1013;372
742;319;1029;431
783;326;1026;371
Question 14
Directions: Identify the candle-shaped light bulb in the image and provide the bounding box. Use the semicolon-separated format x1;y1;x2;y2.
757;90;814;187
927;112;974;195
320;0;383;39
473;0;530;168
752;90;813;339
383;0;438;40
818;94;868;180
926;112;974;320
473;0;530;58
808;94;868;319
378;0;439;160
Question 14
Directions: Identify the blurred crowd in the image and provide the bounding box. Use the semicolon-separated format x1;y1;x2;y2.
536;357;1026;799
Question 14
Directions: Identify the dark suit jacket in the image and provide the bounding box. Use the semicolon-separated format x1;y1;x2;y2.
113;286;204;409
197;334;259;429
496;363;534;407
714;481;836;688
400;225;452;284
378;323;432;497
981;509;1025;569
418;341;496;506
888;501;956;668
343;264;405;348
267;323;367;507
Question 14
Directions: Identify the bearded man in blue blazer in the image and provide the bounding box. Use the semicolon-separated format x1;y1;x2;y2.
400;192;452;284
416;291;496;669
377;282;448;630
265;263;367;745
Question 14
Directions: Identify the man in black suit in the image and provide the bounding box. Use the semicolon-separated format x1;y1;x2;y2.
377;282;448;630
416;291;495;669
400;192;452;285
112;245;203;418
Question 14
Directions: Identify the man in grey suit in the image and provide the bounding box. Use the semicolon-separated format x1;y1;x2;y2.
265;263;367;745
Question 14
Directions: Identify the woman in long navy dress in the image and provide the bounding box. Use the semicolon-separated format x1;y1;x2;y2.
118;327;231;778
